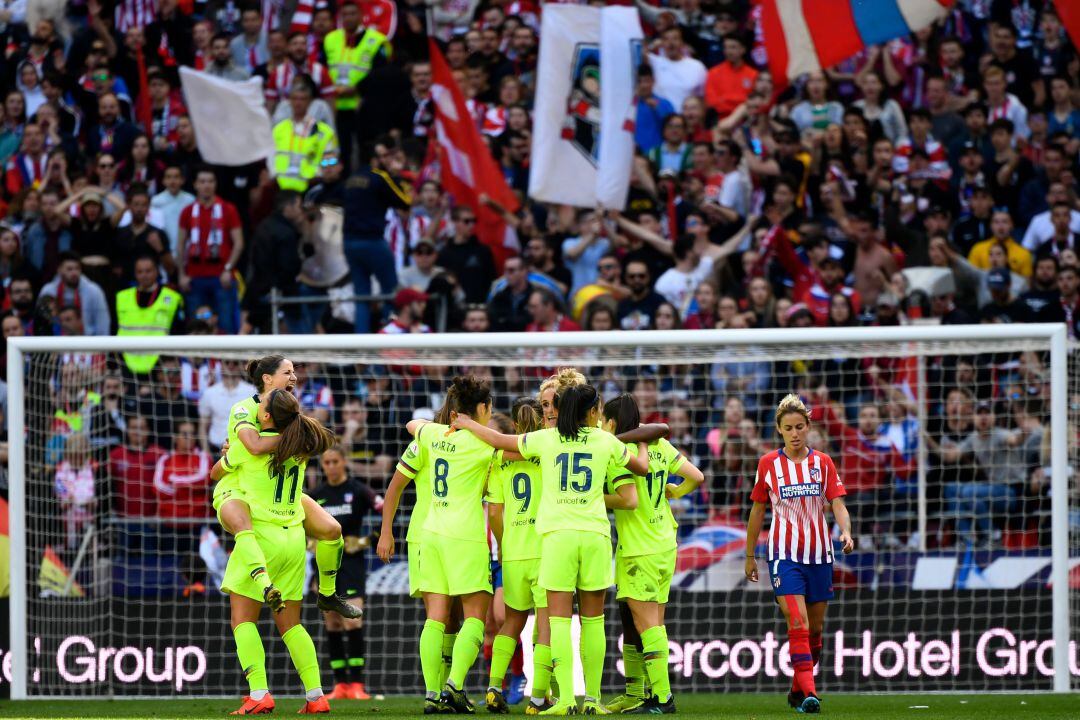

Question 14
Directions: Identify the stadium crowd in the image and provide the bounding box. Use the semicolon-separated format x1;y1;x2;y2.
0;0;1077;595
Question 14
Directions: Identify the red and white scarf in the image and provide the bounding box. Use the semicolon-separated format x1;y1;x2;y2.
189;200;225;263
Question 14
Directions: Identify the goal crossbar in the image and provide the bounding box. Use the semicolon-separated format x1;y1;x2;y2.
6;324;1072;697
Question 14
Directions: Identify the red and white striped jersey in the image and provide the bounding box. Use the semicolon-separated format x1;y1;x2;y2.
750;448;845;565
385;208;409;274
115;0;156;34
892;135;952;182
266;59;335;103
408;213;453;249
180;358;221;402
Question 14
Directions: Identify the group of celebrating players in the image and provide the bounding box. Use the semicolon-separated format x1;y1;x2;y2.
208;356;854;716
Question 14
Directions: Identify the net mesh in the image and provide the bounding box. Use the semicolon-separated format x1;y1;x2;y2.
9;332;1078;697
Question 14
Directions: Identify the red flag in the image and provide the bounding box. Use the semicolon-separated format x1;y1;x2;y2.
428;38;520;267
1059;3;1080;56
135;46;153;136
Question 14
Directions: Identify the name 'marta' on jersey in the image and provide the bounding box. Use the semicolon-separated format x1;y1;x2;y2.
750;448;845;564
485;450;542;562
517;426;634;538
412;422;496;544
222;431;308;527
613;438;685;557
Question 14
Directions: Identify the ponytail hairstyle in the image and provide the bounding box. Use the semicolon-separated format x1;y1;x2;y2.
448;374;491;419
555;384;601;439
602;393;641;436
246;354;287;392
433;382;460;425
774;393;811;429
266;389;337;476
511;396;542;434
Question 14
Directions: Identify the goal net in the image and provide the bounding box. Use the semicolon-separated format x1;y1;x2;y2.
5;326;1076;699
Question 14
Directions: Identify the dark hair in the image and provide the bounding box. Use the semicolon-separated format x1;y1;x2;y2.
133;253;159;268
265;389;336;476
127;182;150;199
275;189;302;212
449;375;491;418
322;444;347;460
57;250;81;265
530;286;558;309
194;164;217;182
722;32;748;48
555;384;601;439
673;233;696;261
909;108;931;122
602;393;641;435
717;139;742;162
211;32;232;45
511;397;542;434
246;354;287;392
990;117;1015;134
289;73;318;98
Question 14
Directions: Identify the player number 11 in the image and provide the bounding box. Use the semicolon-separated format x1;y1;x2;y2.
273;465;301;505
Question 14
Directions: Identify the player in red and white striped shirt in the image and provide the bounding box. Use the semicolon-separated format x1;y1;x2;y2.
745;394;853;715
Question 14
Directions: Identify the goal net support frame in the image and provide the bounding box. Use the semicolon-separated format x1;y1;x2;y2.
5;324;1074;697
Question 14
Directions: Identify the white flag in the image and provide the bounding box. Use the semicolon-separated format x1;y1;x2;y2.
598;7;644;211
528;6;643;210
179;67;275;166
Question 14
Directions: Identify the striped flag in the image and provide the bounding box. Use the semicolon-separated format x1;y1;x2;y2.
761;0;953;86
1059;3;1080;56
290;0;316;33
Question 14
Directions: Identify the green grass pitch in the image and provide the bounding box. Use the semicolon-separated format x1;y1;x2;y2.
0;694;1077;719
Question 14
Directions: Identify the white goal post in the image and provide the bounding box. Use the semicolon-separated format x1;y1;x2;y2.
5;324;1074;698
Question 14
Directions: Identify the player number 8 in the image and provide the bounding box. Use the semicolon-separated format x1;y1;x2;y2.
433;458;450;497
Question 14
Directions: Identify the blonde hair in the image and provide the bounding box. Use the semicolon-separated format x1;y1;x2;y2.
775;393;810;428
538;367;586;402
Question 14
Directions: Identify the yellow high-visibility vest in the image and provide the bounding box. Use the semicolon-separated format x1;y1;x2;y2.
324;27;388;111
115;286;183;374
273;117;338;191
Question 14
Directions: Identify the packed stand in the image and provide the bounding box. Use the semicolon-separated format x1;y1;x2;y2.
1;0;1078;595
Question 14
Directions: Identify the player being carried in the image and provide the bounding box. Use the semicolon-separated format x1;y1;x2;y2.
212;390;337;715
211;354;361;620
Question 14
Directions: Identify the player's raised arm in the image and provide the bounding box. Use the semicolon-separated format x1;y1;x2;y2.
451;413;520;452
616;423;670;443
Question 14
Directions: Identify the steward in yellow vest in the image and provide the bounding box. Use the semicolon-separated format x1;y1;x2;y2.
323;2;389;112
115;256;184;375
272;77;338;192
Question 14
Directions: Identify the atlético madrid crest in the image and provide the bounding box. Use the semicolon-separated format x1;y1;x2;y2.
561;40;642;167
